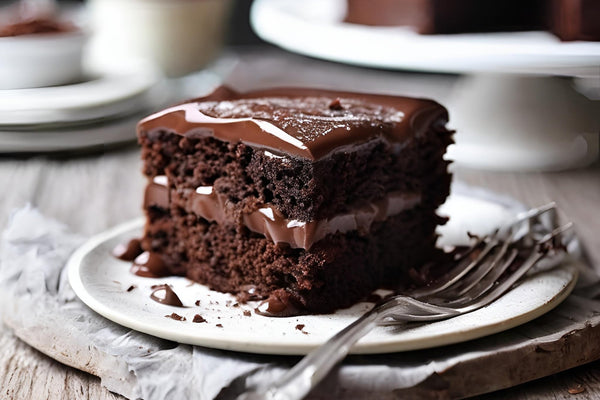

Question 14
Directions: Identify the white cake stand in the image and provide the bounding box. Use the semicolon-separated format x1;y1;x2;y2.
250;0;600;171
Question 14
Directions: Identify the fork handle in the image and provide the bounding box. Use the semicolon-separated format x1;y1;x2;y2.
237;310;381;400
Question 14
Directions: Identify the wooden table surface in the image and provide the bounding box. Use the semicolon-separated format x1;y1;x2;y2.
1;49;599;399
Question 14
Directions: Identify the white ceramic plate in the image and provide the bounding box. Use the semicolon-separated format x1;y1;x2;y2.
250;0;600;75
0;112;148;153
68;193;578;355
0;60;163;126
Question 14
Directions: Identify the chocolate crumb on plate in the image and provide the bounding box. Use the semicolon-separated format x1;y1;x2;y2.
126;285;137;292
295;324;309;334
165;313;186;321
568;384;585;394
243;310;252;317
193;314;207;323
216;323;223;328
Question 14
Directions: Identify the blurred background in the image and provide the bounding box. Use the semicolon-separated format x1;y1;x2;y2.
0;1;599;399
0;0;598;170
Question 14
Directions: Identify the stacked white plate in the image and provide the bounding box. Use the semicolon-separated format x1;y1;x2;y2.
0;60;168;153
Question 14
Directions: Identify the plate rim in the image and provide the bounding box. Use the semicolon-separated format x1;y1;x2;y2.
0;60;162;126
67;195;579;355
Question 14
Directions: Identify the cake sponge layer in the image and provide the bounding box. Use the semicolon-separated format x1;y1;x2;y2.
143;201;445;313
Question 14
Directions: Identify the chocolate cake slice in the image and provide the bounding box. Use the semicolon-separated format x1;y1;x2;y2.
136;86;453;314
344;0;547;34
344;0;600;41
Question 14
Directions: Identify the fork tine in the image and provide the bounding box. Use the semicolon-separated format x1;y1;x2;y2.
439;248;519;307
411;202;556;299
451;239;514;297
411;236;499;298
455;222;573;314
443;217;522;299
515;202;556;221
412;238;497;299
424;220;570;309
383;221;571;321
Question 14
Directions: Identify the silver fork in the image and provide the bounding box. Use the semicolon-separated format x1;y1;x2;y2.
238;204;571;400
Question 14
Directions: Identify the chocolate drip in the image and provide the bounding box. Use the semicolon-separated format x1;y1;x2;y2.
150;284;184;307
138;86;448;161
254;290;303;317
112;238;143;261
131;252;170;278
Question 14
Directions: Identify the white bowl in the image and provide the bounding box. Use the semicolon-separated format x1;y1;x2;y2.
0;29;87;89
88;0;232;77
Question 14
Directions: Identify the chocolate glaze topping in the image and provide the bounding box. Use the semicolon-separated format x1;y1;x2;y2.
144;177;421;250
150;284;184;307
138;86;448;161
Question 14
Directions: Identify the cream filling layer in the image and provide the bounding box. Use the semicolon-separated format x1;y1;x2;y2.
145;176;421;250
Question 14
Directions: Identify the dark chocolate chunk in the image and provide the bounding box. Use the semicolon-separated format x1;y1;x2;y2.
193;314;207;323
150;284;184;307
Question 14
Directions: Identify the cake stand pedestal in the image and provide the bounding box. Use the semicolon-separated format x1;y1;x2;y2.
446;73;599;171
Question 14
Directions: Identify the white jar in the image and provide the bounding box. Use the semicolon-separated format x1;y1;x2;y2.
88;0;232;77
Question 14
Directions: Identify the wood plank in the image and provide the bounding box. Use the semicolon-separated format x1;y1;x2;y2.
0;330;122;400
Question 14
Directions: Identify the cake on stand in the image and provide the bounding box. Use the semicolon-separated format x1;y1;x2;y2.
250;0;600;171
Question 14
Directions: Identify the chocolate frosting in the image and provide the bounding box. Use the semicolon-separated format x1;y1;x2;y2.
137;86;448;161
144;177;421;250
